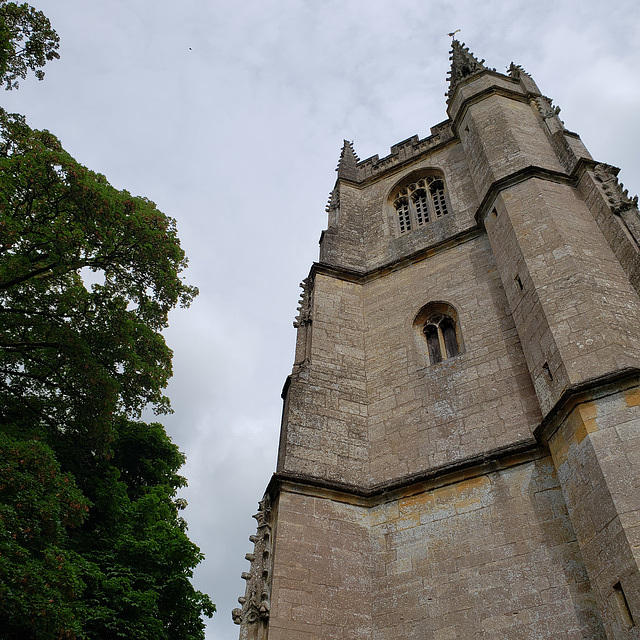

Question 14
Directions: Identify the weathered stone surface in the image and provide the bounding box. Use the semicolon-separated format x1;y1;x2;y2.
236;40;640;639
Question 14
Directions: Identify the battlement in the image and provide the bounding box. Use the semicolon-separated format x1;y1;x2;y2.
353;120;455;181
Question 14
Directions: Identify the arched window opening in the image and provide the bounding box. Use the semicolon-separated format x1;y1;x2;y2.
424;323;442;364
440;317;459;358
412;189;430;226
391;173;451;235
414;303;463;366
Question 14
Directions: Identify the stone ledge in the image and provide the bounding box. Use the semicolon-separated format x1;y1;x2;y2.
534;367;640;444
267;437;542;507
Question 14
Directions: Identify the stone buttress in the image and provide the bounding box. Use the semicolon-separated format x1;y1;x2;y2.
234;41;640;639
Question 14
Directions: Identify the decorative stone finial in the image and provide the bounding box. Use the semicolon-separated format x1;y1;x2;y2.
507;62;531;80
336;139;360;181
446;40;492;101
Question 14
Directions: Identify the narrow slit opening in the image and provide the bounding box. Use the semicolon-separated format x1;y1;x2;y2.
613;581;635;629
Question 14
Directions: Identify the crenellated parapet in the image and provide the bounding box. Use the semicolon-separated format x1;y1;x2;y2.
354;122;456;182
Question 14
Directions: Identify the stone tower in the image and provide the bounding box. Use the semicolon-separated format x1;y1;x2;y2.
233;41;640;639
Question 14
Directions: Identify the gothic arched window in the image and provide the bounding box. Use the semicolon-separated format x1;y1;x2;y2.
429;179;448;219
413;302;463;366
392;174;451;235
412;189;430;226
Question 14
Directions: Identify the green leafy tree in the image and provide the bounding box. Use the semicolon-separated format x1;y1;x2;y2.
0;432;88;639
0;108;214;638
0;108;197;448
0;0;59;89
0;4;215;636
73;419;215;640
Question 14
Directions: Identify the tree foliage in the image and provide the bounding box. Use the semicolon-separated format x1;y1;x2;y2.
0;0;59;89
0;432;88;639
0;6;215;636
0;109;197;446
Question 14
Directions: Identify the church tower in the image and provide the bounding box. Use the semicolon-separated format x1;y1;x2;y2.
233;41;640;639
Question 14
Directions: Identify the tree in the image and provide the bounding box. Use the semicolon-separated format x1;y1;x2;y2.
0;0;59;89
0;432;88;639
0;107;214;638
0;108;197;446
0;5;215;635
70;419;215;640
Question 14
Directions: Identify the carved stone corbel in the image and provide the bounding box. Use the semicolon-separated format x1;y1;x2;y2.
293;277;313;329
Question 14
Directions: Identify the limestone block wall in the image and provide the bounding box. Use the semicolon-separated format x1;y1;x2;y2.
578;167;640;296
545;385;640;638
320;141;481;274
268;490;373;640
485;178;640;415
370;457;604;639
278;275;369;486
457;92;565;197
364;234;540;485
268;456;605;639
280;232;542;488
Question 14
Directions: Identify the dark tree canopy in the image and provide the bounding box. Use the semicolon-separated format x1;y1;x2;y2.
0;109;197;446
0;108;213;639
0;5;215;636
0;0;59;89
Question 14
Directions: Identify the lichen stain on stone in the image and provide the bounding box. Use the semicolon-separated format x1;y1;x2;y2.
625;387;640;407
550;401;599;465
399;491;436;515
392;476;490;526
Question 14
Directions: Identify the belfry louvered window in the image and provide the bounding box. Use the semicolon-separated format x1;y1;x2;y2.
393;175;451;235
396;197;411;233
413;189;430;226
430;180;448;219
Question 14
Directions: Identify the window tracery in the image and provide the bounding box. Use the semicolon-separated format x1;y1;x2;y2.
413;302;463;366
392;175;451;235
423;313;460;364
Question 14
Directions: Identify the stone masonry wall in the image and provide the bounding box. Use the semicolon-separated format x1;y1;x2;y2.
268;456;605;639
485;178;640;415
268;490;373;640
545;386;640;638
320;140;481;274
278;275;369;486
280;232;542;488
364;234;540;485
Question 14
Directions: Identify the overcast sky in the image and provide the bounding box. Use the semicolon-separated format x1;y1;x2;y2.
2;1;639;638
